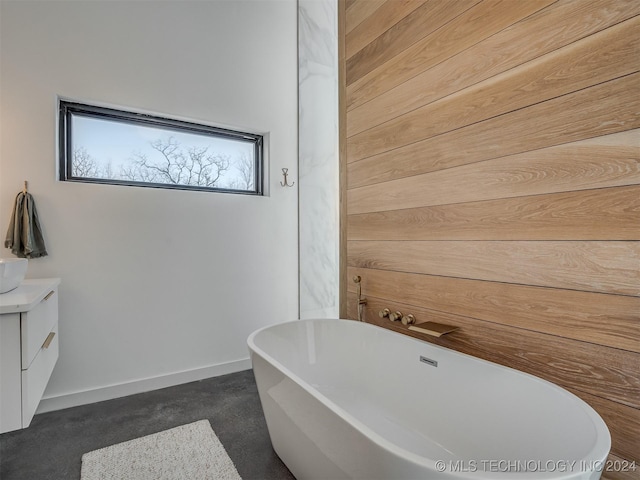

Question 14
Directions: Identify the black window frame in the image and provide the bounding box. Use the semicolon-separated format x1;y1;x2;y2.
59;100;264;195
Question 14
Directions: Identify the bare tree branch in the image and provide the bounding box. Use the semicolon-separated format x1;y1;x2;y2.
121;137;231;188
227;153;254;191
238;153;254;190
72;147;101;178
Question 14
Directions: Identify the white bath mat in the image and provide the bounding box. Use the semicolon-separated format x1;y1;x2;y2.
80;419;241;480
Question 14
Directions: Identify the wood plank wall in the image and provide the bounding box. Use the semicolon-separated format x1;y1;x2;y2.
340;0;640;477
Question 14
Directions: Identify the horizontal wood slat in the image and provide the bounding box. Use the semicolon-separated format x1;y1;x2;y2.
347;292;640;411
345;0;427;60
348;241;640;296
347;0;640;135
345;0;479;85
346;0;556;108
346;267;640;353
345;0;386;35
347;74;640;189
347;16;640;162
348;185;640;242
348;130;640;214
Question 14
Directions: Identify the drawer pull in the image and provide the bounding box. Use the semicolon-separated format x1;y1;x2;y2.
43;290;55;301
42;332;56;349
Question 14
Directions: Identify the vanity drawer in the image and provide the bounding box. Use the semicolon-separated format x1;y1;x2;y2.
21;287;58;369
22;322;58;428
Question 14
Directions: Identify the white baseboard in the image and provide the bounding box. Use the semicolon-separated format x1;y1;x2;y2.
37;357;252;414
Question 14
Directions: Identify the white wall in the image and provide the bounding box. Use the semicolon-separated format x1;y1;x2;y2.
0;0;298;409
298;0;339;319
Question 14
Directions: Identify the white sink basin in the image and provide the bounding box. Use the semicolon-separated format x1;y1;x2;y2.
0;258;28;294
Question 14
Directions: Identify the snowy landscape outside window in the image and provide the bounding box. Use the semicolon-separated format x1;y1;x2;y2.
59;101;263;195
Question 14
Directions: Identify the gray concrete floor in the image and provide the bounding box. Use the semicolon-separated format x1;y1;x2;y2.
0;369;295;480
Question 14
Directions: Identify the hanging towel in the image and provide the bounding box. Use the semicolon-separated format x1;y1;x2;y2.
4;191;48;258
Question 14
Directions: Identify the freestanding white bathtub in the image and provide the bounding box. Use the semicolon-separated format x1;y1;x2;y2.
248;319;610;480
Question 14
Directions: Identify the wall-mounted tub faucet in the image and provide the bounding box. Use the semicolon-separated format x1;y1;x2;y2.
379;306;458;336
379;308;416;325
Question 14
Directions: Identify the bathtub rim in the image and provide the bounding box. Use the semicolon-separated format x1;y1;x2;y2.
248;318;611;479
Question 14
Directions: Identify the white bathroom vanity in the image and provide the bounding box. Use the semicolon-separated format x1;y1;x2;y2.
0;278;60;433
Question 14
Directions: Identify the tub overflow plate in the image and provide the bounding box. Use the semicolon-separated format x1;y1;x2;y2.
420;356;438;367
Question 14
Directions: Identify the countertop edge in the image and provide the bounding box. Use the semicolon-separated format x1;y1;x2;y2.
0;278;62;314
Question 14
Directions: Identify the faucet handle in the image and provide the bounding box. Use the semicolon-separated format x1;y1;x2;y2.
378;308;390;318
389;311;403;322
402;314;416;326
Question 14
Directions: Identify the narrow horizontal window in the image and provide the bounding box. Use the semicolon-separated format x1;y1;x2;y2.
59;100;263;195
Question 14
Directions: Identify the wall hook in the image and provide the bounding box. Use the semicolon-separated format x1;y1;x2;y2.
23;181;28;194
280;168;295;187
